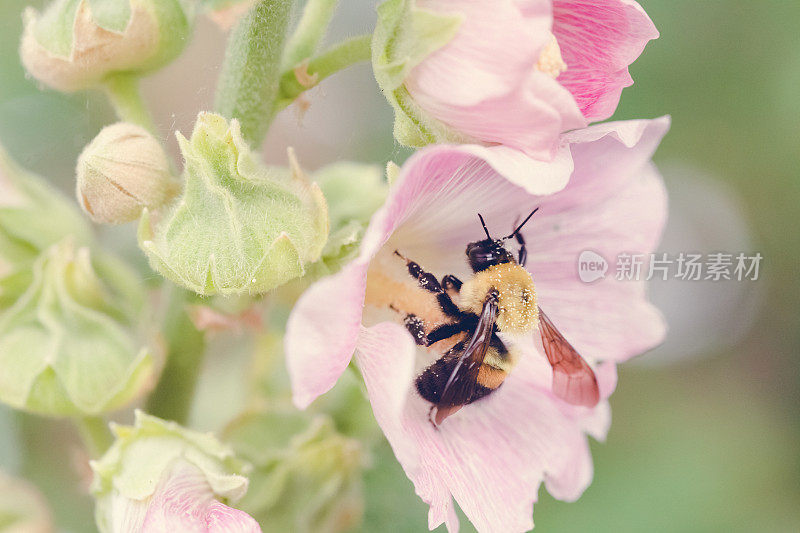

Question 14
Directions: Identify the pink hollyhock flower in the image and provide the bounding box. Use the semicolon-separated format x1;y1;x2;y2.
374;0;658;163
103;459;261;533
140;460;261;532
286;117;669;532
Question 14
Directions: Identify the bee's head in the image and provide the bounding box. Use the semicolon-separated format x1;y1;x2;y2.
466;238;515;272
466;210;538;272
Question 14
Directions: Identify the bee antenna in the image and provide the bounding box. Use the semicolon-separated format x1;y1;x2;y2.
504;207;539;239
477;213;492;240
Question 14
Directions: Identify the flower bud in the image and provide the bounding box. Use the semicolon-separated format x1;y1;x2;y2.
310;162;387;276
0;471;54;533
20;0;193;92
91;411;259;533
77;122;178;224
0;239;156;416
0;144;92;309
138;112;329;295
225;410;364;533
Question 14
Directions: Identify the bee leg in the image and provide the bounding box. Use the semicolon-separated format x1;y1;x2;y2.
441;274;463;293
426;316;477;344
403;313;429;346
427;405;439;430
394;251;462;317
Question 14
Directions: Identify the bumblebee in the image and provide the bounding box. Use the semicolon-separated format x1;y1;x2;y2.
393;209;600;426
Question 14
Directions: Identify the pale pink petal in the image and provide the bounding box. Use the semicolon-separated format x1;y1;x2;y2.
553;0;659;120
141;461;260;533
412;0;553;106
527;162;668;363
409;70;586;161
355;331;604;533
286;262;369;409
288;118;668;532
406;0;586;159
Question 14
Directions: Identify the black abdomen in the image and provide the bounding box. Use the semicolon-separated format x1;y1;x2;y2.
415;342;495;406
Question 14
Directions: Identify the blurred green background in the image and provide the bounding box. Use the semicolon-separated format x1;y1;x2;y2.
1;0;798;531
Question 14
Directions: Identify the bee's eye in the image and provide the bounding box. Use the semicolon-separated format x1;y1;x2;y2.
467;243;499;270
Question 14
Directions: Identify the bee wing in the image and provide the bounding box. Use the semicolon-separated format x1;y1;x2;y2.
537;307;600;407
433;294;498;425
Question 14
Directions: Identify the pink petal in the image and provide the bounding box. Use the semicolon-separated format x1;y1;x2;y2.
141;462;260;533
288;118;669;532
286;262;370;409
527;162;669;364
409;70;586;161
553;0;659;120
406;0;586;159
355;330;605;533
412;0;553;106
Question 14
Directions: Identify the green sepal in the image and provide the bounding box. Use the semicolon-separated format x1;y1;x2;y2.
0;144;93;310
138;112;329;296
225;409;365;533
91;410;252;532
0;240;155;417
372;0;465;146
304;162;387;277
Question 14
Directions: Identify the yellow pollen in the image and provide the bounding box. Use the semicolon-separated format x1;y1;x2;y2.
536;35;567;78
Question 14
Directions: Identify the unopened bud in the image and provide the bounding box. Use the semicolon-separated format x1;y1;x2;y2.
77;122;178;224
20;0;193;93
0;239;156;416
225;410;364;533
0;144;92;309
139;112;329;296
91;411;258;533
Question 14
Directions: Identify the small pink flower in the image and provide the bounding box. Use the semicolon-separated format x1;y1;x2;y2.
141;461;261;532
285;117;669;532
104;459;261;533
379;0;658;163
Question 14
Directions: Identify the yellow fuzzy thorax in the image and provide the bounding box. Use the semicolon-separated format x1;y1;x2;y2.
459;263;538;334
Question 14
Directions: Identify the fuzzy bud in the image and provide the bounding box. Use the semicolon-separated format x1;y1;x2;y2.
0;239;156;416
0;144;92;310
308;162;387;277
138;112;329;296
20;0;193;93
225;410;364;533
91;411;259;533
77;122;178;224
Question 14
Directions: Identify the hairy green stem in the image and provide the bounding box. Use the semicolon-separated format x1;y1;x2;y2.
145;288;206;424
75;416;113;458
103;73;156;132
214;0;294;146
282;0;339;69
275;34;371;111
